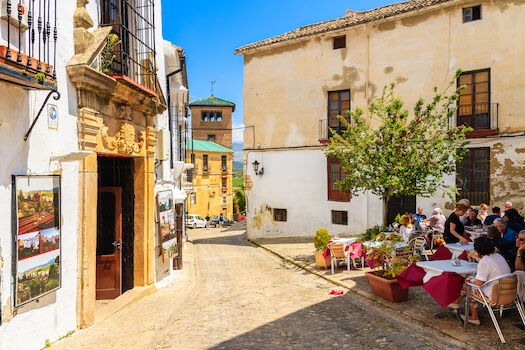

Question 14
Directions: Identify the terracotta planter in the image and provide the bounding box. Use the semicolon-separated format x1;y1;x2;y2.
315;251;331;269
365;270;409;302
0;45;53;76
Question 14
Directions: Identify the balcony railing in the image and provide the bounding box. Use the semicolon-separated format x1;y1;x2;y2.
449;103;499;135
101;0;157;95
319;119;352;141
0;0;57;85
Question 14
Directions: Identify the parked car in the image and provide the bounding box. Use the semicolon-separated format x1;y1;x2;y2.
210;215;233;228
186;215;207;229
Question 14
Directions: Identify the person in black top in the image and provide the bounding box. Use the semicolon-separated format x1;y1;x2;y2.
486;226;514;270
504;208;525;233
444;202;469;244
465;208;482;226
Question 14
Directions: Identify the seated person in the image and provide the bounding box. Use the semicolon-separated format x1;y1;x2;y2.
413;207;426;222
494;217;517;242
465;208;482;227
407;213;422;232
399;215;415;243
478;203;489;223
450;237;511;325
427;208;446;233
512;230;525;272
484;206;501;226
486;226;514;269
444;202;468;244
504;208;525;233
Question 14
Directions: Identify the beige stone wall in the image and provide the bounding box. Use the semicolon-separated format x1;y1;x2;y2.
188;150;234;219
190;105;233;149
242;0;525;150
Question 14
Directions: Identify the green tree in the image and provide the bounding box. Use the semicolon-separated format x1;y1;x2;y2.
234;189;246;212
326;69;472;228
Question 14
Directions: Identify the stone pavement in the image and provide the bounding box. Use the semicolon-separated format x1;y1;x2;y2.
51;227;457;350
252;236;525;350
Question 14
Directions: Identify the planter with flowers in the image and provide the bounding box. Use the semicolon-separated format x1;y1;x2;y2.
364;236;419;302
313;228;332;269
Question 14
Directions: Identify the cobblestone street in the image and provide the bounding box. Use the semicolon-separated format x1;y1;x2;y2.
51;227;454;350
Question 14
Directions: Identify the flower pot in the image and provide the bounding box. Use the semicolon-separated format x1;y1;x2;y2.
315;251;331;269
365;270;409;302
0;45;53;76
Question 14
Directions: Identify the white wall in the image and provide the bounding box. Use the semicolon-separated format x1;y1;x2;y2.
245;149;383;239
0;1;80;349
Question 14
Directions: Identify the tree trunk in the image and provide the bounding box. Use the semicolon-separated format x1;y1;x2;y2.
383;195;391;229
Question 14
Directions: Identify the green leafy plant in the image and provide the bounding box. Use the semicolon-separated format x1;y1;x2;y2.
45;339;51;348
367;237;419;279
313;228;331;251
36;72;46;83
326;69;473;228
359;224;385;242
99;33;121;74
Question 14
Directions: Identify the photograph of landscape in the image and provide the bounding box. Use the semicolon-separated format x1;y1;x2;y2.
157;190;173;212
16;250;60;306
159;210;176;243
16;176;60;234
18;231;41;260
40;227;60;254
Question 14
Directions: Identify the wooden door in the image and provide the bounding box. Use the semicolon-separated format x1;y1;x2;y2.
96;187;122;299
387;195;416;226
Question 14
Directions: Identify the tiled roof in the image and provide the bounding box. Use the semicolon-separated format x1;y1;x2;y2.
235;0;456;54
189;95;236;112
186;139;234;153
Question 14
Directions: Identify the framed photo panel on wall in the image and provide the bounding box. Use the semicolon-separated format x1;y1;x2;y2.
156;190;178;262
13;175;61;307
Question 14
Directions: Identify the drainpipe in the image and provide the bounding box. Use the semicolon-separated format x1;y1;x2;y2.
166;55;186;169
363;25;370;125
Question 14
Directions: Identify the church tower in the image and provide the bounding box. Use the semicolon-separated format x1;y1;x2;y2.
189;95;235;149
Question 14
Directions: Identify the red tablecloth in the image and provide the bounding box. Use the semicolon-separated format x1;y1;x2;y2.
429;245;453;261
422;272;465;308
396;263;426;289
323;241;365;259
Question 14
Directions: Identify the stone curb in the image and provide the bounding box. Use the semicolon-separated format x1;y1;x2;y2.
249;238;471;350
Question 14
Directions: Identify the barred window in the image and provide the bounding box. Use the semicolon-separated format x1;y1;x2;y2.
327;157;350;202
332;210;348;225
203;155;208;173
221;156;227;172
274;209;287;222
333;36;346;49
463;5;481;23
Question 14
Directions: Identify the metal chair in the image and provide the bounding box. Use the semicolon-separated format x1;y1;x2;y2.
328;242;351;274
408;236;428;261
464;272;525;343
430;230;444;252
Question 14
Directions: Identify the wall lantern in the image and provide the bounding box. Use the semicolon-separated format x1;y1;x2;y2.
252;160;264;176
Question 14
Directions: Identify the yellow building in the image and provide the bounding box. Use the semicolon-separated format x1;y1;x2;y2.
187;140;234;220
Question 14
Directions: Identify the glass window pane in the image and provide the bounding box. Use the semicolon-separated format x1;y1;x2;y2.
476;93;489;103
475;103;489;113
459;106;472;116
461;84;472;94
340;101;350;109
329;117;339;126
476;71;489;82
329;92;339;101
460;74;472;85
329;101;340;110
459;95;472;105
340;91;350;101
476;82;489;93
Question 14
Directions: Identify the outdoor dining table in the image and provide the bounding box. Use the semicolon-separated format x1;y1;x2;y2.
322;237;357;258
466;228;487;240
444;242;475;259
416;260;478;283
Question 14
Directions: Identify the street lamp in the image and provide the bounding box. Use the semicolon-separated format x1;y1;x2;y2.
252;160;264;176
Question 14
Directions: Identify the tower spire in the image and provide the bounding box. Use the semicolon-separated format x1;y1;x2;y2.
211;77;216;97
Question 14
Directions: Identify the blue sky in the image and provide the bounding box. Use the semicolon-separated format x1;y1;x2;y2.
161;1;394;143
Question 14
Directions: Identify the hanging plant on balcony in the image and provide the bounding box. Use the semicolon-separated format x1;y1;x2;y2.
99;34;121;74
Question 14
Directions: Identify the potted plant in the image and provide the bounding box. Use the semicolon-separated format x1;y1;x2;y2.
313;228;332;269
364;237;418;302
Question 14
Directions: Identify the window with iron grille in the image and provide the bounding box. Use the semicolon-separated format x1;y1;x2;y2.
222;176;227;193
221;156;227;172
274;209;287;222
100;0;157;92
463;5;481;23
327;157;350;202
328;90;351;137
456;147;490;205
457;69;490;130
202;155;208;173
201;111;222;121
332;210;348;225
333;36;346;49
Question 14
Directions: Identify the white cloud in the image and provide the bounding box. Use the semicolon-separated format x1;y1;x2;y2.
232;123;245;144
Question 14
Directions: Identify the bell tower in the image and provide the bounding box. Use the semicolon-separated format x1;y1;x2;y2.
189;95;235;149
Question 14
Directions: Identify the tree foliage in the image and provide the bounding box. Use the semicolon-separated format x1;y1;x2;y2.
325;69;473;227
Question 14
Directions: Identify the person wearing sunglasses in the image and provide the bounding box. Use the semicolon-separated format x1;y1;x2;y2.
513;230;525;271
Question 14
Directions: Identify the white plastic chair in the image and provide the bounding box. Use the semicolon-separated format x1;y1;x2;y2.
408;236;428;261
464;272;525;343
328;242;351;274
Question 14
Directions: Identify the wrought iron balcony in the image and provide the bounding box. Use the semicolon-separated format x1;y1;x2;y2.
449;103;499;137
0;0;57;89
319;118;352;142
